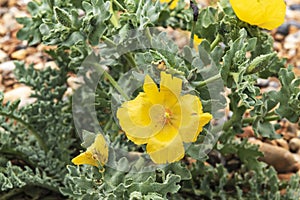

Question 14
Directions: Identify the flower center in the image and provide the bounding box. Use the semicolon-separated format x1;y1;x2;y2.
164;108;172;124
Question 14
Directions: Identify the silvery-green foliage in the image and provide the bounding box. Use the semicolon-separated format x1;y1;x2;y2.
1;0;300;199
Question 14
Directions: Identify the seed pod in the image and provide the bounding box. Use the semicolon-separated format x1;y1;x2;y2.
246;52;276;74
54;7;72;28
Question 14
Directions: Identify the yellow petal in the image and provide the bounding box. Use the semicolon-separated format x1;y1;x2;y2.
88;134;109;165
146;124;184;164
117;98;166;143
159;72;182;108
120;93;153;126
159;0;179;10
230;0;286;30
171;94;212;142
72;151;98;167
143;74;163;105
169;0;179;10
71;134;108;167
197;113;213;134
144;72;182;108
194;35;203;51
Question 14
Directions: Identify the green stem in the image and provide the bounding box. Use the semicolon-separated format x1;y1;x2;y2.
0;184;60;200
0;148;36;168
223;115;280;132
189;21;196;48
193;74;222;88
101;36;136;68
101;35;116;47
83;60;131;101
104;117;113;132
210;34;221;50
222;118;234;132
113;0;126;12
103;71;130;101
242;115;280;124
145;27;152;46
0;112;48;152
0;187;24;200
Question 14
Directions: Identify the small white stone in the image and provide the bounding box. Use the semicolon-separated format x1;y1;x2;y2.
0;61;15;71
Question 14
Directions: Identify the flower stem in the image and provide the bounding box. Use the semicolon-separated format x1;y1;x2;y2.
0;184;60;200
189;21;196;48
112;0;126;12
103;71;130;101
193;74;222;88
101;35;115;46
83;60;131;101
0;111;48;152
210;34;221;50
0;148;36;168
101;36;136;68
145;27;152;46
242;115;280;124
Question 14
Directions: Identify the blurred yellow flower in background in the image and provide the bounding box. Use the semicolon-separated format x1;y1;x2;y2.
193;34;203;50
230;0;286;30
160;0;179;10
72;134;108;167
117;72;212;164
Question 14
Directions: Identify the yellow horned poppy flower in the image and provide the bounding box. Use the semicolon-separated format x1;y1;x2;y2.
230;0;286;30
72;134;108;167
117;72;212;164
160;0;179;10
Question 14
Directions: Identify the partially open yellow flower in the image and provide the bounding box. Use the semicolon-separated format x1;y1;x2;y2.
72;134;108;167
160;0;179;10
230;0;286;30
117;72;212;164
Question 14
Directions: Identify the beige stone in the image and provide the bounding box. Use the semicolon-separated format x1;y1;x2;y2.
289;138;300;152
0;49;8;62
249;139;299;173
4;86;35;107
11;49;27;60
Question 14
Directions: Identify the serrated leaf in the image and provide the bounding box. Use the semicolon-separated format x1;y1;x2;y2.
164;163;191;181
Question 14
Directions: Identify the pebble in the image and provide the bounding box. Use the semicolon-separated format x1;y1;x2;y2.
3;85;34;106
237;126;255;138
288;48;297;58
249;139;299;173
284;30;300;50
0;74;3;90
278;173;295;181
0;24;7;36
290;4;300;10
256;78;269;87
45;61;59;70
0;49;8;62
8;0;16;7
0;61;15;71
292;153;300;162
25;53;43;65
33;62;44;70
11;49;27;60
275;138;290;150
276;23;290;36
0;0;8;6
67;76;84;90
268;80;280;89
289;138;300;152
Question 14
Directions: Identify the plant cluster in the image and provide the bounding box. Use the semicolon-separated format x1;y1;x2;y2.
1;0;300;199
